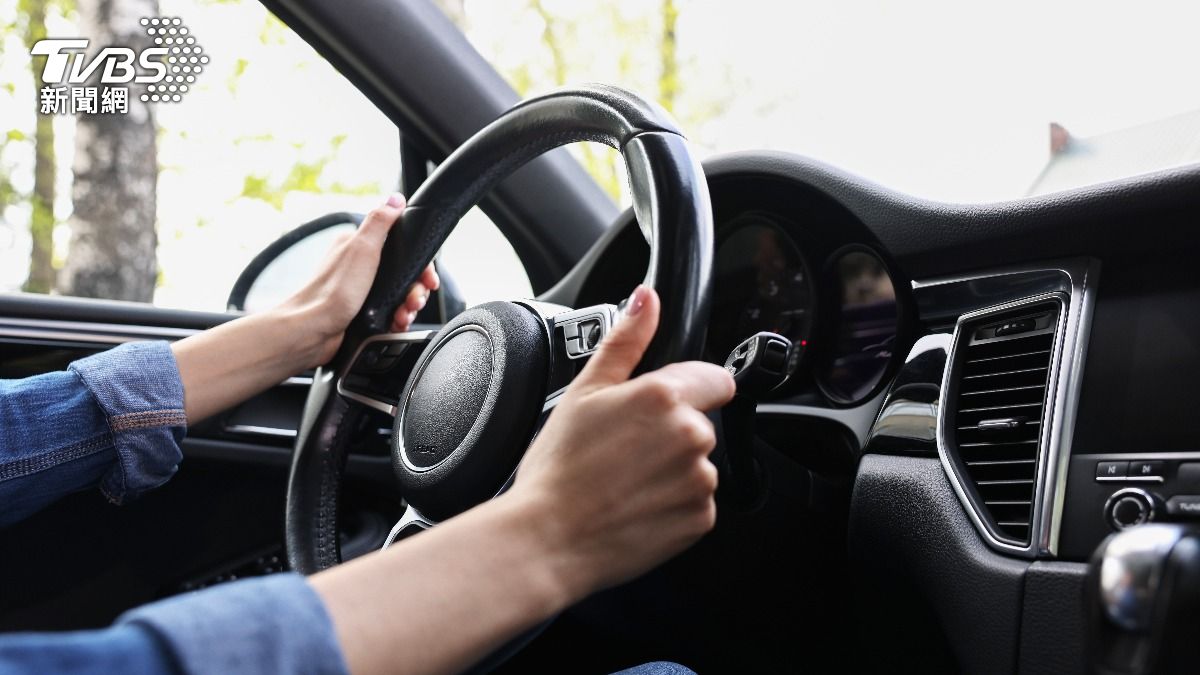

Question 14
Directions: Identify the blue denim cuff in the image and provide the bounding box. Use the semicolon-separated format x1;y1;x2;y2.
69;341;187;504
117;573;349;675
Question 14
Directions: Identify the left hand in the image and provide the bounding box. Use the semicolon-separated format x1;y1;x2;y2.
280;193;440;367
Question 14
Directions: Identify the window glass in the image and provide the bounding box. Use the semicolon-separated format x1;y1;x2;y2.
442;0;1200;203
439;206;533;306
0;0;400;311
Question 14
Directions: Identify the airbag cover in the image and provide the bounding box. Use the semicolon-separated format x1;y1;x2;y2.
393;301;548;520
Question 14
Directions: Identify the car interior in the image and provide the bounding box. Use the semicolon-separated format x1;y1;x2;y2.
2;1;1199;674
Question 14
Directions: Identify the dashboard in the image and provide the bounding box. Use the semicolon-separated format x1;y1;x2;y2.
563;151;1200;673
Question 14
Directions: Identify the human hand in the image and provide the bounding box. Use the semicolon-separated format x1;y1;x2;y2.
280;193;440;368
510;285;736;600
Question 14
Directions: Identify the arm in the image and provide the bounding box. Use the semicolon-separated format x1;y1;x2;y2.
0;195;432;524
172;193;438;423
313;285;736;675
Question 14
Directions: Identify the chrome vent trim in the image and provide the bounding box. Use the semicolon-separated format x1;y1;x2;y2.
943;298;1061;547
927;259;1098;558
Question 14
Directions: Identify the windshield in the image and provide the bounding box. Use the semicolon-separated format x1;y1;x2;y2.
443;0;1200;204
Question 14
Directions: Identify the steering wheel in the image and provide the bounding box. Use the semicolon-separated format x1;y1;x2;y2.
285;85;714;574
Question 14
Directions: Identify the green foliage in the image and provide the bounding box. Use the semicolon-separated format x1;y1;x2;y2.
239;137;379;210
258;13;287;46
227;57;250;94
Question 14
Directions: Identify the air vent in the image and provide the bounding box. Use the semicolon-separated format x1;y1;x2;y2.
944;300;1061;546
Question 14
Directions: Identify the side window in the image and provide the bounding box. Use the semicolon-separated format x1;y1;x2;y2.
438;206;533;306
0;0;399;312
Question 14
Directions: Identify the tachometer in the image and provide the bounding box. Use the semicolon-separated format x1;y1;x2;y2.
707;215;814;371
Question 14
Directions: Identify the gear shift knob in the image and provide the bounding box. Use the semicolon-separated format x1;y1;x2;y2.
1086;524;1200;675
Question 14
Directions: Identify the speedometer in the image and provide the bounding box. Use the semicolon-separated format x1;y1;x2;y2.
706;215;814;369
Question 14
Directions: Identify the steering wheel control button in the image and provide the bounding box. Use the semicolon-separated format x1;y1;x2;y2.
1166;495;1200;519
1105;488;1157;530
1127;460;1165;482
555;305;618;360
583;320;603;349
1096;461;1129;482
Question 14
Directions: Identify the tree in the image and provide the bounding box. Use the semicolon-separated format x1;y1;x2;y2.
57;0;159;302
18;0;58;294
659;0;677;114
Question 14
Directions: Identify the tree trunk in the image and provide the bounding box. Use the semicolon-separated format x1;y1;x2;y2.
20;0;57;294
58;0;160;303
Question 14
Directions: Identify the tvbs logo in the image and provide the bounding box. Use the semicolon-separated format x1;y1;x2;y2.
32;40;168;85
33;17;205;114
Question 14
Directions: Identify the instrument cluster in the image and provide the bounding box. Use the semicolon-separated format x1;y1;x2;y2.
708;210;904;406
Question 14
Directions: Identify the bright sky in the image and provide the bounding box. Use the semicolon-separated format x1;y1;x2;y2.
464;0;1200;203
2;0;1199;311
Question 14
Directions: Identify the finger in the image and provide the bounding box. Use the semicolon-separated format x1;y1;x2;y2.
572;285;659;389
392;310;417;333
404;283;429;312
357;193;406;248
420;264;440;291
643;361;737;413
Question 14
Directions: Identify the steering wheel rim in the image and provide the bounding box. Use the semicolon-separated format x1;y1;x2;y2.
285;84;714;575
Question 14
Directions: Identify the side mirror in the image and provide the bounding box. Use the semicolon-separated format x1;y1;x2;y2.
226;211;468;321
226;212;361;312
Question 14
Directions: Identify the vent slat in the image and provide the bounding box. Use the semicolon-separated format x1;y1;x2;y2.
960;384;1045;396
959;440;1038;448
966;459;1036;467
965;348;1052;365
958;402;1042;414
962;366;1047;380
946;303;1059;545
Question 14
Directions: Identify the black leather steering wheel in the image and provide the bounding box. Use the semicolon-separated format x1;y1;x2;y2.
285;84;714;574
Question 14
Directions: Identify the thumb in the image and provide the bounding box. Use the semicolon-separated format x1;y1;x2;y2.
572;285;660;389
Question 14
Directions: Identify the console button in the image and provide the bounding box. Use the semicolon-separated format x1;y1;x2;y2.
1166;495;1200;518
1178;463;1200;491
1128;461;1165;481
1096;461;1128;481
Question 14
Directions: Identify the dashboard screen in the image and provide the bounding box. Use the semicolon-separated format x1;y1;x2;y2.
707;217;813;364
1072;261;1200;454
820;250;898;403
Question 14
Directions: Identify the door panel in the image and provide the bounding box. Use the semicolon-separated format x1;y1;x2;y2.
0;295;401;629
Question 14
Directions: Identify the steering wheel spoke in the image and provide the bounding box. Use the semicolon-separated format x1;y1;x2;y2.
336;330;435;416
381;503;437;549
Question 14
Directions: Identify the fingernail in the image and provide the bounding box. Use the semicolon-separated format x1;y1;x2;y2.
386;193;405;208
625;285;648;317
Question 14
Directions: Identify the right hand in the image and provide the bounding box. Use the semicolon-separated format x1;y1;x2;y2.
510;285;736;600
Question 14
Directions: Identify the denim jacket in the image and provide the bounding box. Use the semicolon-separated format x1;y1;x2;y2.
0;342;347;674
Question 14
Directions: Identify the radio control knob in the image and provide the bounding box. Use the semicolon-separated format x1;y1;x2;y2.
1104;488;1158;530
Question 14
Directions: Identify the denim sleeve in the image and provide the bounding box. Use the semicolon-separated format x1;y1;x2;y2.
0;341;186;526
67;341;187;504
117;573;349;675
0;574;349;675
